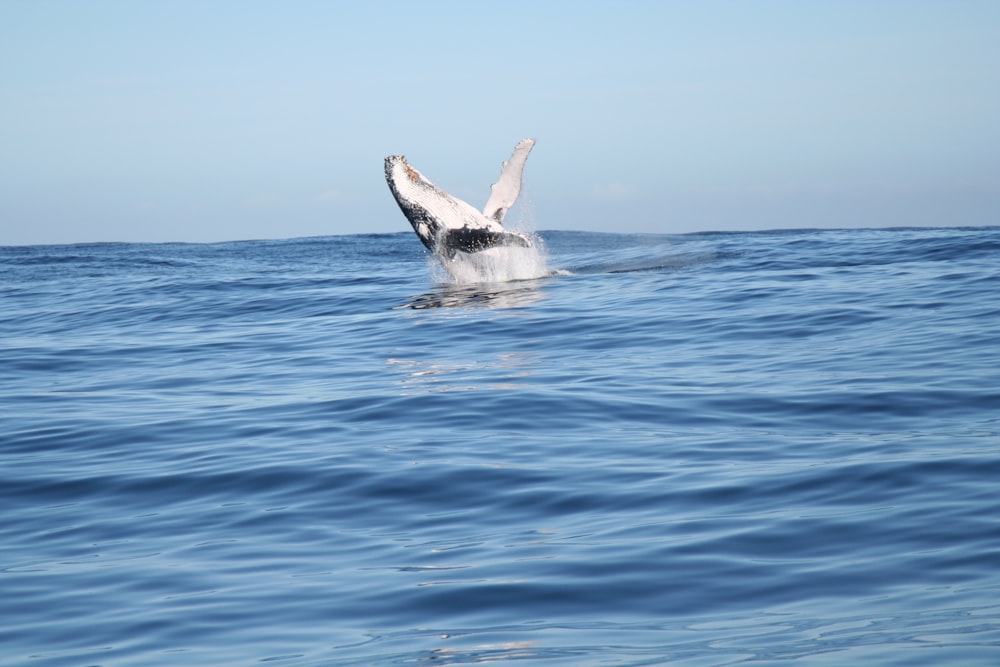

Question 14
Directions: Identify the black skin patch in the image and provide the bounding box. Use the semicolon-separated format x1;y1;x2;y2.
443;227;531;257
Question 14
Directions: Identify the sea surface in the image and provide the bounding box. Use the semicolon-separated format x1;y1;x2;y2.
2;226;999;666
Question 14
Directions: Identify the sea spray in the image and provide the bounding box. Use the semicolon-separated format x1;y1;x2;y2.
431;232;550;284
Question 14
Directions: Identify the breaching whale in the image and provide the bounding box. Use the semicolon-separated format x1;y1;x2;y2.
384;138;535;259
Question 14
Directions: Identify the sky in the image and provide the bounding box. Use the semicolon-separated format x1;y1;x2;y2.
2;0;999;245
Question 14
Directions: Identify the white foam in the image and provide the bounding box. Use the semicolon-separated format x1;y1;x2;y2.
433;233;550;284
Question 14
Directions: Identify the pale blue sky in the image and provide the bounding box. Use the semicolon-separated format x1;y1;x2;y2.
2;1;998;245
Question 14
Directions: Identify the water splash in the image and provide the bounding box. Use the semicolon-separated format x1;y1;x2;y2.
429;230;551;284
441;242;548;284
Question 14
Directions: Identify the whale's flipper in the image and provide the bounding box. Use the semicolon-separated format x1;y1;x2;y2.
384;139;535;260
483;138;535;223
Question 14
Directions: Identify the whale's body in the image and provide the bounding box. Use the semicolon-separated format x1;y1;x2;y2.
385;139;535;259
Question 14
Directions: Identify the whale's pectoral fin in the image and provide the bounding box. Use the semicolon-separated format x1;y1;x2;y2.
482;138;535;223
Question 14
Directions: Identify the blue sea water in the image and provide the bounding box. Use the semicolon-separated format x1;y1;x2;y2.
2;226;999;665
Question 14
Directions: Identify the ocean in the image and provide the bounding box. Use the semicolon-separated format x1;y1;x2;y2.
2;226;999;665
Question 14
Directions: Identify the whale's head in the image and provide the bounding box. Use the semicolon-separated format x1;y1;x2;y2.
384;155;445;252
384;155;435;191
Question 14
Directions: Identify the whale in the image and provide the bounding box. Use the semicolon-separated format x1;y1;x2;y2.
384;138;535;259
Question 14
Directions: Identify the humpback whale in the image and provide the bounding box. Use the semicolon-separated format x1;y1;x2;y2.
385;138;535;259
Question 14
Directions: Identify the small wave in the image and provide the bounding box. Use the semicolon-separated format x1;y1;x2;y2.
564;243;717;275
